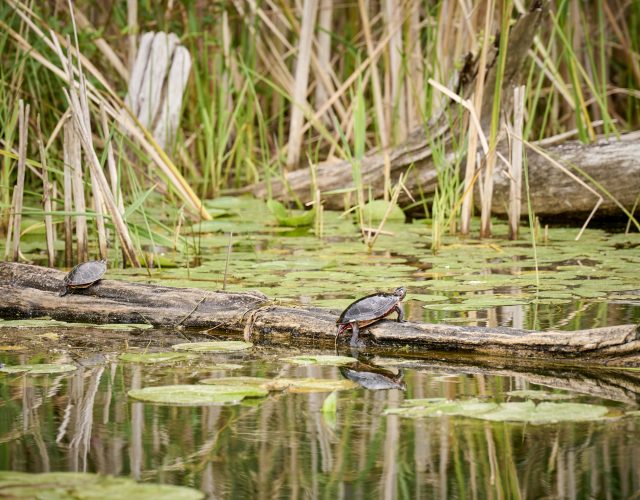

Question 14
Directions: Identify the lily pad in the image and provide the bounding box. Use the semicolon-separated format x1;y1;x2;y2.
200;376;358;393
119;352;198;364
0;471;203;499
172;341;253;352
384;398;610;424
200;376;272;387
0;363;77;375
281;355;357;366
265;378;359;393
128;384;267;405
506;390;577;401
267;199;315;227
362;200;405;222
408;294;449;303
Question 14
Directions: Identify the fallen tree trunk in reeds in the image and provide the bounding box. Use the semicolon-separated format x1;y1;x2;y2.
1;262;639;366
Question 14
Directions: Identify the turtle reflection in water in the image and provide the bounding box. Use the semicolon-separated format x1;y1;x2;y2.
340;362;406;391
336;287;407;347
60;260;107;297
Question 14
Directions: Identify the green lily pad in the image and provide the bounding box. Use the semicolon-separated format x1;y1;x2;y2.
265;378;359;393
200;376;358;393
361;200;405;222
200;376;272;387
267;199;315;227
128;384;267;405
0;363;77;375
172;341;253;352
384;398;610;424
281;355;357;366
506;390;577;401
408;294;449;303
0;471;203;499
119;352;198;364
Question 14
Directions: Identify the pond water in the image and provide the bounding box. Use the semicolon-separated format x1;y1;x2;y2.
1;329;640;499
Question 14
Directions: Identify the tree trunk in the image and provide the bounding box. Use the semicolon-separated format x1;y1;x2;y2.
2;262;639;365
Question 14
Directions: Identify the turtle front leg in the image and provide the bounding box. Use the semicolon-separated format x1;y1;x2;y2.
349;322;362;348
394;304;406;322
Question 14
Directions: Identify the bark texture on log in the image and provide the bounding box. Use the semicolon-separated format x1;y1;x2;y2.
1;262;639;365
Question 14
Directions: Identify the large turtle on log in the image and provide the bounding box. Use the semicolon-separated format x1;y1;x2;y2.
60;260;107;297
336;287;406;347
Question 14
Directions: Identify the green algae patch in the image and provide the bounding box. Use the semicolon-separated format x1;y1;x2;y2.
200;376;358;393
172;341;253;352
385;398;610;424
118;352;198;364
0;471;203;499
281;354;357;366
0;363;77;375
128;384;267;405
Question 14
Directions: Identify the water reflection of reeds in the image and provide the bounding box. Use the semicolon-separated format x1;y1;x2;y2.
1;356;640;498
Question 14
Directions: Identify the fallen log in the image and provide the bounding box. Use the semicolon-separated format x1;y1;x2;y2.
248;129;640;218
1;262;639;365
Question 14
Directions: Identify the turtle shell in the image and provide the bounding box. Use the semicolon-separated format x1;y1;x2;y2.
63;260;107;288
337;287;406;324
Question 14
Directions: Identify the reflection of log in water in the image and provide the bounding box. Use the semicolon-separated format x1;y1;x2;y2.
1;262;639;366
372;355;640;405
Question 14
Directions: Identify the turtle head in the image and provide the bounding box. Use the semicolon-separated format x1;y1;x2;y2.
393;287;407;300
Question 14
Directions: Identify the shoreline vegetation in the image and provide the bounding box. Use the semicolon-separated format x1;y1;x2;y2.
0;1;639;268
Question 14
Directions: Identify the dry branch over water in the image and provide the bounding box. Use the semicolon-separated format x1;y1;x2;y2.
1;262;638;366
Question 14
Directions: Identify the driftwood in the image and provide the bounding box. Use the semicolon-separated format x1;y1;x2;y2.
1;262;639;366
250;131;640;216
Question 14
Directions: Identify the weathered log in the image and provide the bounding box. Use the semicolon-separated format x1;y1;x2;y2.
248;127;640;218
1;262;639;365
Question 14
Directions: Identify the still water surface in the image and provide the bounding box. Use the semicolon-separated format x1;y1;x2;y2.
2;331;640;499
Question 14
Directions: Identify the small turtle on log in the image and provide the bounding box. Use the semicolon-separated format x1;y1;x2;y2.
60;260;107;297
336;287;406;347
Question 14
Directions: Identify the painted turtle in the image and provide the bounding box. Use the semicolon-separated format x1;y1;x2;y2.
336;286;406;347
60;259;107;297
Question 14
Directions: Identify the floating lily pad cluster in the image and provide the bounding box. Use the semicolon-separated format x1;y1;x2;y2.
65;195;640;330
113;342;363;405
384;397;611;424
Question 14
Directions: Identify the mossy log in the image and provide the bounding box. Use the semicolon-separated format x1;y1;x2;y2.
1;262;639;366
